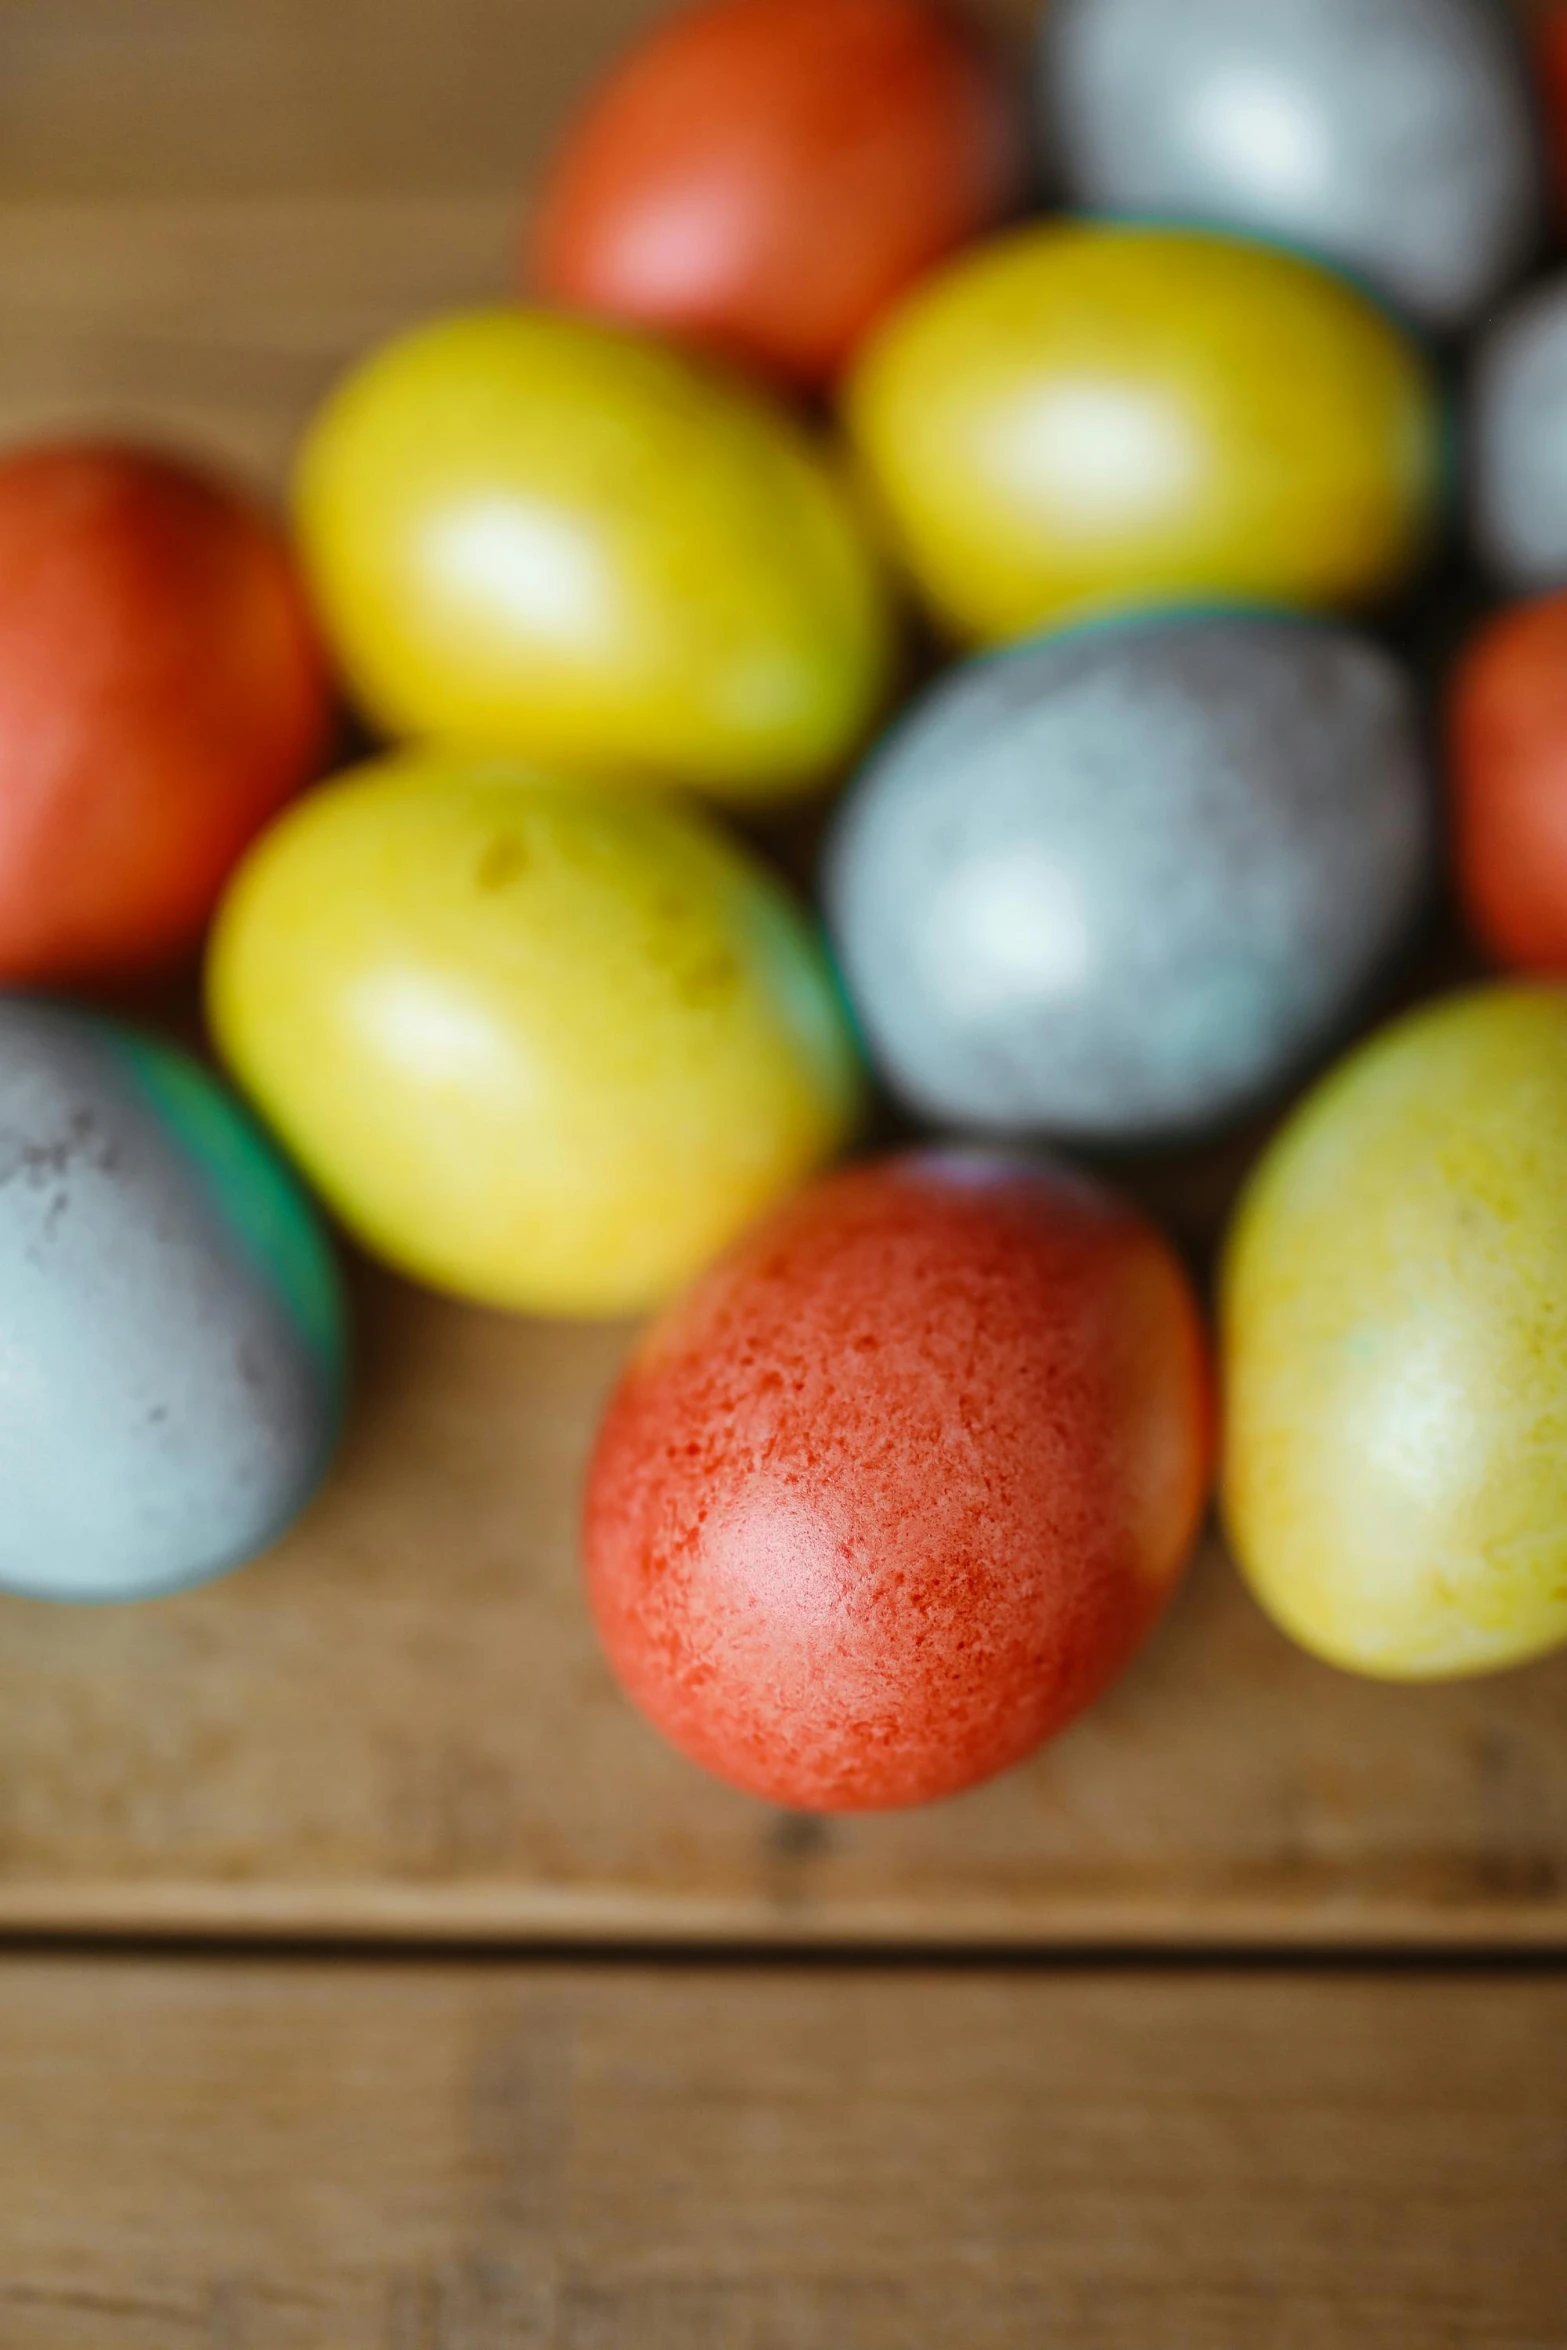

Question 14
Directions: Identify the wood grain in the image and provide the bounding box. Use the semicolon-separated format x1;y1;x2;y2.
0;0;1562;1953
0;1259;1559;1949
0;1952;1560;2347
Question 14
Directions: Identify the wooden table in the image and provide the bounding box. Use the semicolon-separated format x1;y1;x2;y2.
0;3;1563;2340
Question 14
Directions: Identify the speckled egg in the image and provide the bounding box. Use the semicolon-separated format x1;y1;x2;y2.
1039;0;1541;333
1223;986;1567;1679
1472;273;1567;588
823;610;1431;1145
0;1000;345;1602
585;1149;1213;1810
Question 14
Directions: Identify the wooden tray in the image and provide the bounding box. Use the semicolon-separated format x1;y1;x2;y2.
0;0;1563;1952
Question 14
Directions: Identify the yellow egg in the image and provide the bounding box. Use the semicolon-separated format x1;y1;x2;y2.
293;307;893;803
206;750;864;1316
844;223;1441;643
1222;987;1567;1679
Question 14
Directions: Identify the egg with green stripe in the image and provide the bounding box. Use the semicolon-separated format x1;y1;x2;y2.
0;999;345;1601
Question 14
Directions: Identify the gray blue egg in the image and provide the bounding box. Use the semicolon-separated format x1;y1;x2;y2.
0;1001;345;1601
1038;0;1541;332
822;611;1432;1146
1471;272;1567;586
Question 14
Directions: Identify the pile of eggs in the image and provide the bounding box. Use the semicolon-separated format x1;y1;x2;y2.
6;0;1567;1812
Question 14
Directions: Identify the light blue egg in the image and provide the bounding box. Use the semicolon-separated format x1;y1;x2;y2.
1472;272;1567;586
0;999;345;1601
822;610;1432;1146
1039;0;1541;332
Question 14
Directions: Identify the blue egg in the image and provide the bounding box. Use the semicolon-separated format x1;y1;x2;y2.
822;610;1432;1146
0;999;345;1601
1471;273;1567;588
1039;0;1541;332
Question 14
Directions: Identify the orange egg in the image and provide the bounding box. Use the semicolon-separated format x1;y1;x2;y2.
529;0;1024;390
1450;591;1567;975
0;443;331;982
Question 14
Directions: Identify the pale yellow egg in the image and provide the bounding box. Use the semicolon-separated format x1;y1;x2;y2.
1223;986;1567;1678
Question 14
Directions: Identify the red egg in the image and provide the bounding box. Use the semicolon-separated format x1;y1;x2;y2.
1450;591;1567;974
0;443;332;983
529;0;1024;390
584;1151;1213;1811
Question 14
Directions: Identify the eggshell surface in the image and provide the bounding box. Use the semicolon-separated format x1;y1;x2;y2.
0;1000;344;1602
207;751;863;1317
0;443;331;983
1450;591;1567;973
1471;275;1567;589
1222;987;1567;1679
843;224;1441;643
585;1150;1213;1810
1039;0;1541;332
530;0;1023;388
823;611;1431;1143
294;307;891;801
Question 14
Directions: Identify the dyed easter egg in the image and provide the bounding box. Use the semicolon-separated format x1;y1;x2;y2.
294;308;891;802
1223;987;1567;1679
824;611;1431;1144
208;750;863;1317
0;1000;344;1601
1450;592;1567;974
585;1150;1212;1809
0;443;331;984
1039;0;1541;332
843;223;1441;642
530;0;1024;389
1471;275;1567;588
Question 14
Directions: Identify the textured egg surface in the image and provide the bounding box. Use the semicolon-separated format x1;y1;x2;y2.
824;609;1431;1143
1223;987;1567;1679
586;1150;1213;1810
0;1000;344;1602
